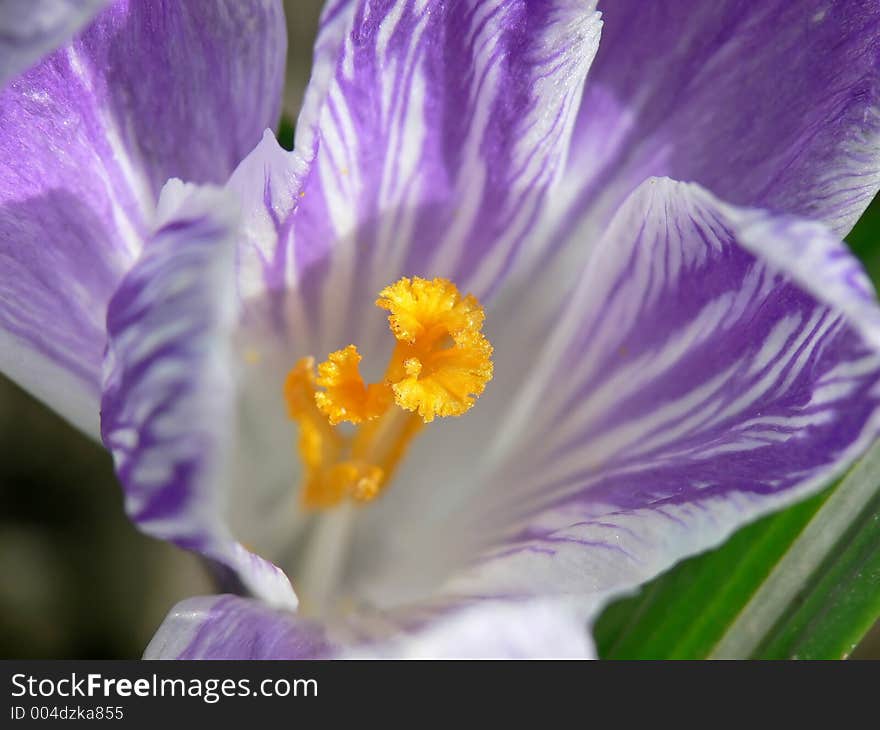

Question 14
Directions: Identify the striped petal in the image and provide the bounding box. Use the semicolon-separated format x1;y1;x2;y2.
0;0;108;88
0;0;286;435
517;2;880;338
562;0;880;240
144;593;592;659
392;178;880;616
101;181;296;609
144;595;334;660
250;0;601;357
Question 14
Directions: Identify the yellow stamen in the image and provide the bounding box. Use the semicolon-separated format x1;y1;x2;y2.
314;345;392;425
376;276;485;343
283;276;492;509
283;358;345;508
378;277;494;422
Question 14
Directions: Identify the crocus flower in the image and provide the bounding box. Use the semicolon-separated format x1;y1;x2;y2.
4;0;880;659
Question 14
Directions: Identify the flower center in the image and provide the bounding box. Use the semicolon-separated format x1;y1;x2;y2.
283;277;493;509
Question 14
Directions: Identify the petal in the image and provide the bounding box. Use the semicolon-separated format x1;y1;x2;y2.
354;599;594;659
0;0;108;87
0;191;127;437
144;593;593;659
0;0;286;434
101;181;296;609
144;595;334;660
65;0;287;196
563;0;880;239
248;0;602;356
393;178;880;614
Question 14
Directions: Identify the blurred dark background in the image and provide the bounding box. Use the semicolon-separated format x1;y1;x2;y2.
0;0;877;658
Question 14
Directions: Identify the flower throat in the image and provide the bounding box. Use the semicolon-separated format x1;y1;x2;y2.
284;277;493;509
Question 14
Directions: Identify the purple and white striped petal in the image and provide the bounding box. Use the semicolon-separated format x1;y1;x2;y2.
0;0;108;88
498;1;880;407
248;0;601;357
392;178;880;614
0;0;286;435
144;593;592;659
144;595;334;660
101;181;296;609
82;0;287;196
562;0;880;241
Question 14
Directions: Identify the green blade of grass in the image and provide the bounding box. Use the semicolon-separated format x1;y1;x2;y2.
595;442;880;659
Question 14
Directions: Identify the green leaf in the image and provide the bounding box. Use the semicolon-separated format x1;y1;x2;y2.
846;192;880;288
714;443;880;659
594;488;828;658
594;441;880;659
276;114;295;152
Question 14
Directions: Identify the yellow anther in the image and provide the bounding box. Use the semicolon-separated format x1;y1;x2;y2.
314;345;392;425
379;277;493;423
284;359;345;508
283;276;493;509
403;358;422;377
283;357;319;421
388;327;493;423
376;276;485;343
